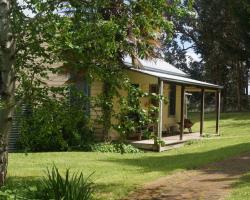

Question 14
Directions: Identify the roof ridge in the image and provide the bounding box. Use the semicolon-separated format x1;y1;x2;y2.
123;56;188;77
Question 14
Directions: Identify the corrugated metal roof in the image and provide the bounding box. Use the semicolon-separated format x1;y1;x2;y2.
123;56;188;77
130;68;222;89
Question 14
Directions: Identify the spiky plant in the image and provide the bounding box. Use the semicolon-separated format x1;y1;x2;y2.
33;166;94;200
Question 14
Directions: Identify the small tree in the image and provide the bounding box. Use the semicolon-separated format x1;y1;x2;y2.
0;0;62;184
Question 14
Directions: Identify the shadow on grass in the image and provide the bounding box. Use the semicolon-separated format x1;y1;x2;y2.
3;142;250;199
100;142;250;175
88;143;250;199
233;173;250;186
119;146;250;200
229;173;250;199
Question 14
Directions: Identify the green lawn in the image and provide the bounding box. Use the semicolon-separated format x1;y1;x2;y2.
4;112;250;199
229;173;250;200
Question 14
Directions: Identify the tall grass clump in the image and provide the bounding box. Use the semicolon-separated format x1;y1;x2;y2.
32;166;94;200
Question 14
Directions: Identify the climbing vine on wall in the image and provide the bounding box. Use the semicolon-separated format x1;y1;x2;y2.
93;65;125;140
114;79;168;141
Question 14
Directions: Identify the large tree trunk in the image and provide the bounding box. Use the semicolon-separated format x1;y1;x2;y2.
0;0;16;186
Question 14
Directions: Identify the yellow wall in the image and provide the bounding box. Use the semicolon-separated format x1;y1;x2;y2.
44;64;182;138
90;70;182;139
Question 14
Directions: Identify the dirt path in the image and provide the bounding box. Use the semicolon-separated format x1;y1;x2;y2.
124;152;250;200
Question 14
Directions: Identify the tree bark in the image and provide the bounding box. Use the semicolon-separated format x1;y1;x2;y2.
0;0;16;186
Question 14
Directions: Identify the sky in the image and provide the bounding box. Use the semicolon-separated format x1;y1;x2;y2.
186;48;201;62
182;39;202;63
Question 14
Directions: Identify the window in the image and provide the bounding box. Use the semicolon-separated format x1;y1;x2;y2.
69;74;91;117
169;84;176;116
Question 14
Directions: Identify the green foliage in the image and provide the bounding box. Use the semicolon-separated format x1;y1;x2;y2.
18;89;94;152
196;0;250;111
0;100;3;110
40;0;189;137
114;80;166;140
48;0;180;65
96;68;126;140
151;135;166;146
89;142;142;154
13;0;60;105
166;0;250;111
0;190;19;200
0;166;95;200
10;0;190;152
30;166;94;200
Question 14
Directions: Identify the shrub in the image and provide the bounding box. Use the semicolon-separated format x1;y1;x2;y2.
89;142;143;153
30;166;94;200
0;190;19;200
18;91;94;152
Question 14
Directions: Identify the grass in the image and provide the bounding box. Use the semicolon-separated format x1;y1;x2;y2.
228;173;250;200
3;112;250;199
